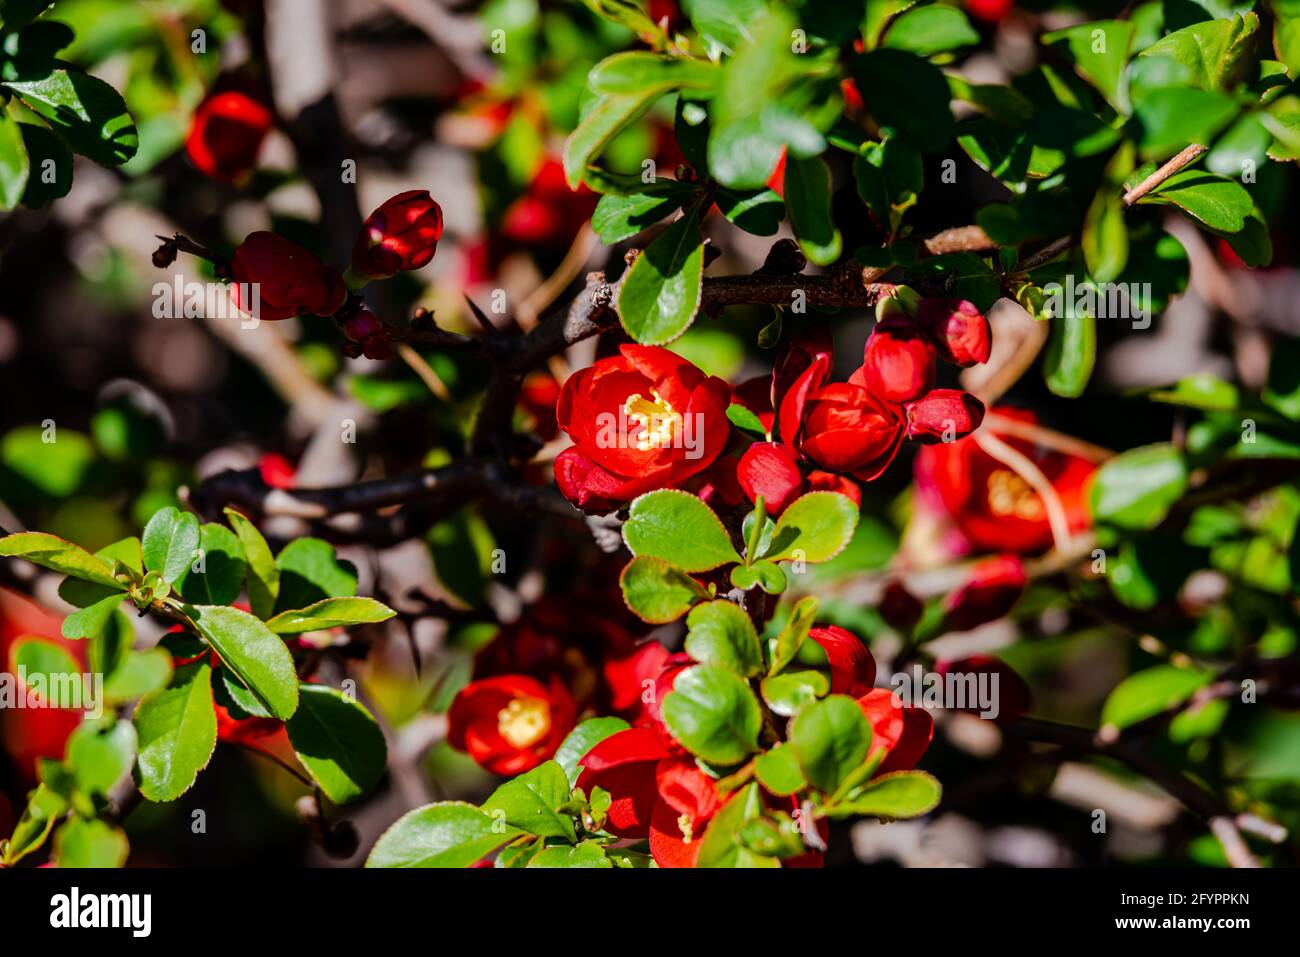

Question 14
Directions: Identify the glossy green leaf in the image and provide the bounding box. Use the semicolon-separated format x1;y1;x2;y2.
67;717;136;798
661;664;762;764
619;555;708;623
790;695;873;793
0;110;30;210
61;593;126;641
564;90;661;189
1101;664;1214;730
1043;311;1096;399
883;4;978;57
5;65;138;166
555;716;631;787
285;685;387;804
760;669;830;717
623;489;742;572
177;523;246;605
186;604;298;720
0;531;122;587
265;596;396;635
16;121;72;206
684;600;763;676
768;594;818;676
1043;21;1135;111
588;52;719;98
482;761;575;841
729;560;786;594
366;802;523;868
224;508;279;618
617;207;705;344
592;180;694;244
784;153;841;266
696;781;779;867
1141;170;1255;233
753;743;807;796
762;491;859;563
528;840;612;868
275;536;358;612
142;506;201;585
1089;443;1188;530
133;661;217;802
826;770;942;819
54;816;128;868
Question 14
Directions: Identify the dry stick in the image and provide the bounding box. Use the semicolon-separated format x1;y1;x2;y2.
516;223;602;383
396;342;452;401
1123;144;1208;206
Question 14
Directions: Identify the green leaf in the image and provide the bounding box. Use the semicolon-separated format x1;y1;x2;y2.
564;90;661;189
582;0;665;37
1140;170;1254;233
103;649;172;705
366;802;522;868
54;816;129;868
224;508;279;618
427;509;495;608
1043;311;1096;399
783;153;841;266
1101;664;1214;730
616;206;705;344
0;109;30;210
729;560;786;594
696;781;778;867
1082;187;1128;285
11;637;80;706
285;685;387;805
142;506;200;585
855;49;954;153
753;743;807;796
683;0;767;55
186;605;299;720
661;664;762;764
482;761;575;840
684;600;764;677
16;121;72;205
275;536;358;612
883;4;979;57
5;64;138;166
265;596;396;634
714;186;785;236
1139;12;1260;91
1265;339;1300;420
826;770;942;819
768;594;818;676
619;555;707;623
67;718;136;798
61;593;126;641
854;137;923;237
0;531;122;587
1132;87;1239;159
527;840;612;868
790;695;873;793
760;669;830;717
1089;443;1188;530
554;717;631;787
1;782;67;866
623;489;742;572
726;402;767;438
133;661;218;802
592;181;693;244
1043;21;1135;111
588;52;719;98
761;491;859;563
1149;373;1241;412
176;523;246;605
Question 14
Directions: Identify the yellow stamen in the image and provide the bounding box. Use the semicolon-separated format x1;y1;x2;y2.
677;813;694;844
496;696;551;748
987;469;1046;521
623;389;681;451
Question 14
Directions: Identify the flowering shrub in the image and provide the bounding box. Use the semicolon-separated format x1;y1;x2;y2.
1;0;1299;874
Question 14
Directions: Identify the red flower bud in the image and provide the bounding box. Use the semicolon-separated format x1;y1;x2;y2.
808;625;876;697
904;389;985;443
447;674;576;776
861;317;934;403
800;382;906;480
857;688;934;774
352;190;444;280
185;91;272;183
231;232;347;321
879;580;923;634
737;441;805;515
361;334;392;361
916;298;991;367
941;554;1026;632
342;309;382;342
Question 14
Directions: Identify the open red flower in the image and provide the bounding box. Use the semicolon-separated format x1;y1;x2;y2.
576;728;720;867
185;91;272;182
230;232;346;322
857;688;934;773
555;345;731;512
808;625;875;697
448;674;576;776
916;406;1095;554
352;190;444;279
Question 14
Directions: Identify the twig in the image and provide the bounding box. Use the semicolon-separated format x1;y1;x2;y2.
1123;144;1208;207
982;411;1114;462
973;429;1074;553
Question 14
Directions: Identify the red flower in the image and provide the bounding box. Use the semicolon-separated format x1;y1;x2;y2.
603;639;670;719
966;0;1013;22
905;388;985;443
941;554;1026;632
861;316;934;403
791;377;907;480
519;372;562;441
500;158;597;248
554;345;731;512
935;655;1033;724
230;232;346;322
576;728;719;866
185;91;272;182
857;689;934;774
447;675;576;775
807;625;875;697
807;470;862;505
916;407;1096;554
352;190;444;280
915;298;991;367
737;441;804;515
